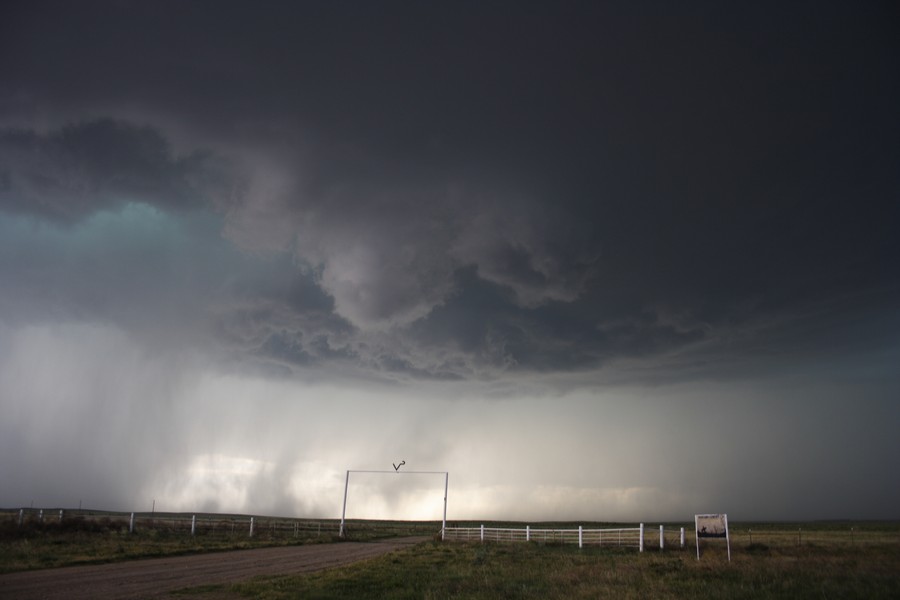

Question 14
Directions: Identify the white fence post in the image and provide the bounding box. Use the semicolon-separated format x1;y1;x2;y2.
249;517;255;537
191;515;197;536
660;525;664;550
680;527;685;548
442;525;646;551
442;472;449;542
339;470;349;537
129;512;135;533
18;509;24;527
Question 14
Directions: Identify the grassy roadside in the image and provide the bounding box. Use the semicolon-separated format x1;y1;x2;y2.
0;517;342;573
190;537;900;600
3;517;898;599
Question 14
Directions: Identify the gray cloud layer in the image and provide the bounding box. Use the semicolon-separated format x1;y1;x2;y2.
0;120;236;222
1;1;898;519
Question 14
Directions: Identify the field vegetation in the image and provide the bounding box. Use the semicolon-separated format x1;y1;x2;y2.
216;526;900;600
2;511;898;599
0;511;347;573
0;510;442;573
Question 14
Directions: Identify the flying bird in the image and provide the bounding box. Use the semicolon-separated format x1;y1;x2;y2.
393;460;406;471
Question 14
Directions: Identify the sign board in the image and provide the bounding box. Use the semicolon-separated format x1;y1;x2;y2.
694;513;730;560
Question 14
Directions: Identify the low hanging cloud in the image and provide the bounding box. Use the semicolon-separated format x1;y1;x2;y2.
295;185;459;331
1;114;893;388
450;200;602;309
0;119;238;223
223;162;603;335
204;143;616;375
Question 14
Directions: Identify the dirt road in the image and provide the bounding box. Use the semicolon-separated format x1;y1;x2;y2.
0;537;429;599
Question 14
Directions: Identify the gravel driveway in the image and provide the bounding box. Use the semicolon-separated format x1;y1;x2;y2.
0;536;429;599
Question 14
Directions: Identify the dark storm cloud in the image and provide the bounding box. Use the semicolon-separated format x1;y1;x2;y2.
214;271;359;372
0;119;239;223
1;0;899;522
1;0;898;382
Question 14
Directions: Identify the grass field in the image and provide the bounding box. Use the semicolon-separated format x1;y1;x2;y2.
214;531;900;600
0;510;445;573
0;512;346;573
2;512;898;599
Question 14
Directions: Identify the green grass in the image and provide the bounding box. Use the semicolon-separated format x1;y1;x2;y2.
0;512;445;573
3;515;899;599
202;531;899;600
0;516;342;573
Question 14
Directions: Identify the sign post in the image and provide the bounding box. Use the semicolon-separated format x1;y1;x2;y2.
695;513;730;561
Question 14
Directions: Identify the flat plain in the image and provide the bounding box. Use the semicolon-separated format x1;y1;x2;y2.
216;527;900;600
1;514;897;599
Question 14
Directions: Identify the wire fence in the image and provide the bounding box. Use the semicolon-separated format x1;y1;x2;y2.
4;509;895;550
442;522;900;551
1;508;345;539
443;525;644;549
728;526;897;548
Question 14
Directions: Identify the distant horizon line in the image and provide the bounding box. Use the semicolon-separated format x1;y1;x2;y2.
3;507;897;525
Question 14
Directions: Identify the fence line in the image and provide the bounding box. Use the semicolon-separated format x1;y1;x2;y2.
2;507;344;538
2;508;449;540
443;524;645;550
7;509;891;549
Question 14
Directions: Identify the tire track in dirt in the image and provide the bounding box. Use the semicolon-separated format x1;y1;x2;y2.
0;536;429;599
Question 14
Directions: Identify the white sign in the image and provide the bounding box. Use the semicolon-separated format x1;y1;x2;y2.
695;513;731;561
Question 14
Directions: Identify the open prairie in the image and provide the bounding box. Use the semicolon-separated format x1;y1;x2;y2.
1;513;898;599
213;524;900;600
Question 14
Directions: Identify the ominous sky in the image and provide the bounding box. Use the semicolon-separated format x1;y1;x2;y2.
1;1;898;522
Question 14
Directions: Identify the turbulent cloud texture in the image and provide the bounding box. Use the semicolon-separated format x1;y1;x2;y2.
1;1;898;520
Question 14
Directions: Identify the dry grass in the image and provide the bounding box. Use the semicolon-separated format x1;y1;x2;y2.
3;514;898;599
213;525;900;600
